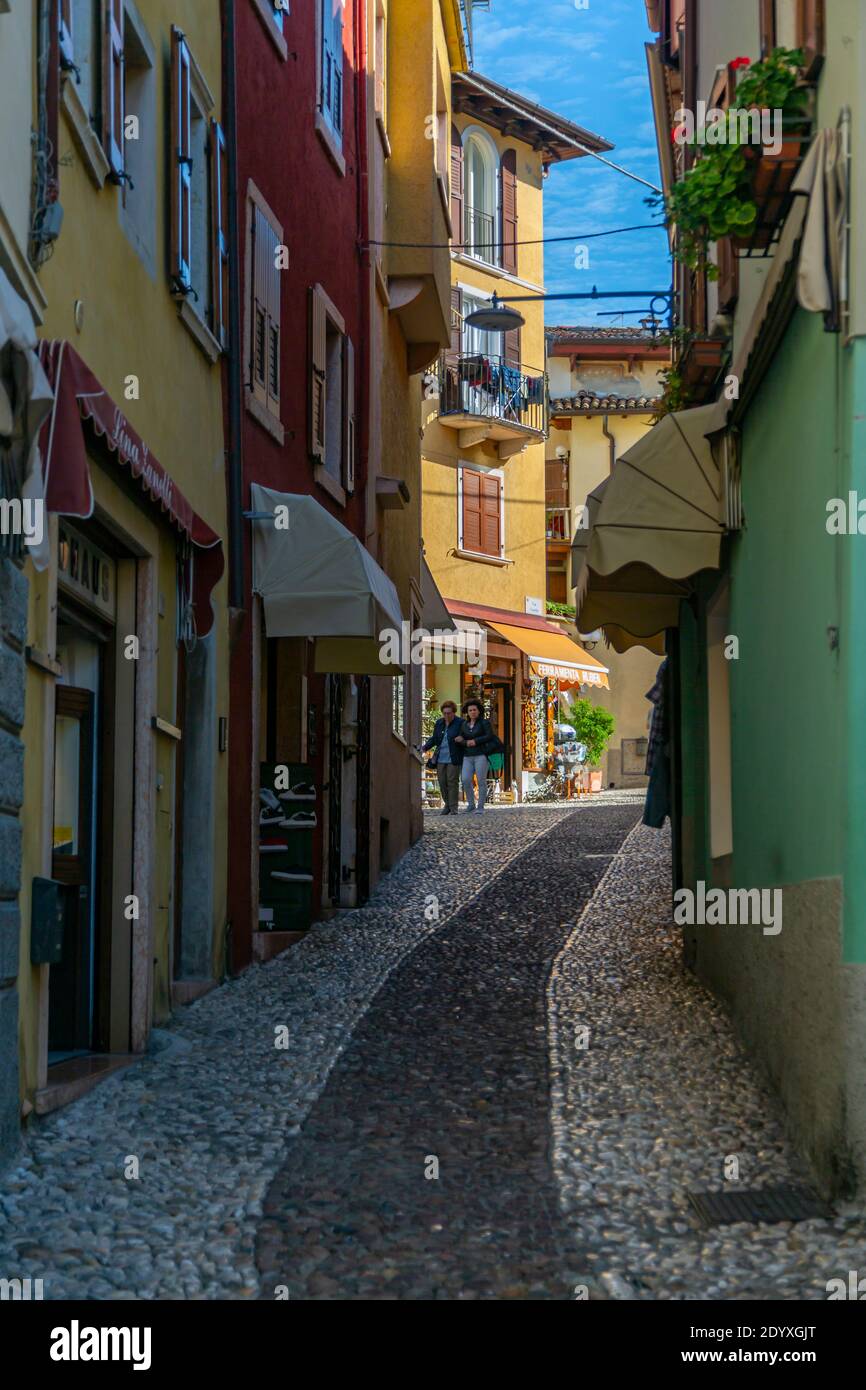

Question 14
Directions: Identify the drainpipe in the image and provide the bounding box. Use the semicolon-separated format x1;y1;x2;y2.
223;0;244;611
602;413;615;473
354;0;371;550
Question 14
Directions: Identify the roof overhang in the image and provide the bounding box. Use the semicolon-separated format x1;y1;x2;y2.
451;70;613;164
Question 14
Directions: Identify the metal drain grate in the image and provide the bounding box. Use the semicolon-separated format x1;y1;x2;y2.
687;1185;834;1228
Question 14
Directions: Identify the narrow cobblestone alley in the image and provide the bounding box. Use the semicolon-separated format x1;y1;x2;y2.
1;799;864;1301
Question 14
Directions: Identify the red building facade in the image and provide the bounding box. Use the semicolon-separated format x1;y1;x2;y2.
224;0;429;969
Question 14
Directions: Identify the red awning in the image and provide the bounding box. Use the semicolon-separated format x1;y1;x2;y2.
38;341;223;637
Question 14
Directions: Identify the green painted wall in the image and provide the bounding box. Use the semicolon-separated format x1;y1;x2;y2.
729;309;845;893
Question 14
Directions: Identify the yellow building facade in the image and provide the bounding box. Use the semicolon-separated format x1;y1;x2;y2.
421;72;613;794
362;0;467;865
18;0;229;1114
547;327;667;787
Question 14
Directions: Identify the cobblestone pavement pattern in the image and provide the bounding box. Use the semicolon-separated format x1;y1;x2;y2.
1;798;863;1300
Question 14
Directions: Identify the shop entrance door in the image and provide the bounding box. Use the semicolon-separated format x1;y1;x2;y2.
484;680;514;788
49;684;98;1059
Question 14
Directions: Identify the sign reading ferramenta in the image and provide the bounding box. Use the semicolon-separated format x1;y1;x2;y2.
531;659;604;685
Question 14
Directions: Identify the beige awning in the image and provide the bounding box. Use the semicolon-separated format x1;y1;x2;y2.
252;484;405;675
571;406;725;653
575;403;726;593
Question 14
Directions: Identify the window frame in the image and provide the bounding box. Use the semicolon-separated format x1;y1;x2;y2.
462;127;500;267
251;0;289;60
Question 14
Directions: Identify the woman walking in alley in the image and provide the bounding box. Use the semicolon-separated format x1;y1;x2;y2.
456;699;498;813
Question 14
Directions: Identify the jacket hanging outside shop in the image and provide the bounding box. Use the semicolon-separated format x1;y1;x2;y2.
643;657;671;829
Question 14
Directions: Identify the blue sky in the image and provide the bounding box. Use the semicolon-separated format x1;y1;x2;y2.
471;0;671;327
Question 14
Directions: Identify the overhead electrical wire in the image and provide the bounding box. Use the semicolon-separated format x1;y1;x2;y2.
364;220;667;251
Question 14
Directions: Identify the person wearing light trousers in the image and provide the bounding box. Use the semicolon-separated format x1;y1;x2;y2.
456;699;496;813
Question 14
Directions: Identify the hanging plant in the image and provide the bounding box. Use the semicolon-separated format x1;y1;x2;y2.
657;47;808;277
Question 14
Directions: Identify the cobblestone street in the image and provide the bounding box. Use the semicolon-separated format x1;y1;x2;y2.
0;798;863;1300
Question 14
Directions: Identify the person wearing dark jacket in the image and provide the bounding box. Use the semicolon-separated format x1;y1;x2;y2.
456;699;496;813
421;701;464;814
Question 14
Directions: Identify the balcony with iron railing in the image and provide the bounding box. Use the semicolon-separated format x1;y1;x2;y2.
433;351;547;457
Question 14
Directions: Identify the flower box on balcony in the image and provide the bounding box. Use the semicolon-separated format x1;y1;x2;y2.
678;336;729;403
731;123;813;256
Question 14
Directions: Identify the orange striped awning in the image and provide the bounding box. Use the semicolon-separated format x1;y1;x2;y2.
487;622;610;689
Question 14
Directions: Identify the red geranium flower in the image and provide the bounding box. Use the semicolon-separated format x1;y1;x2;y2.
730;56;751;70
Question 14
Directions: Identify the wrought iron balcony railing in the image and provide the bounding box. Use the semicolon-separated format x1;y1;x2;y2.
464;205;497;263
435;351;547;436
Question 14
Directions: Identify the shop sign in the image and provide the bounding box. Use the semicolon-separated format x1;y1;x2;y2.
531;659;603;685
58;522;116;621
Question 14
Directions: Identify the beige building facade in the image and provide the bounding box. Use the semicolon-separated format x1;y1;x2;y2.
547;327;667;787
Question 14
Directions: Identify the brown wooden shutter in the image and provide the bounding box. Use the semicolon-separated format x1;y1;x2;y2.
450;125;464;249
170;28;192;289
480;474;501;557
504;326;521;369
309;286;327;461
251;205;280;411
342;335;356;493
798;0;825;76
759;0;776;56
545;459;569;508
461;469;482;553
716;237;739;313
500;149;518;275
450;286;463;355
210;121;229;349
104;0;125;178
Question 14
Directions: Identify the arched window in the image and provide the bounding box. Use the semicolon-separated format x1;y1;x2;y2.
463;130;498;264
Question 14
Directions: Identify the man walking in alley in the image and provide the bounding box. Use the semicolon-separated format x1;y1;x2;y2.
422;701;464;815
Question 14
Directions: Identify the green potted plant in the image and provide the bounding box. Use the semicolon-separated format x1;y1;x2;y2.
658;48;811;272
569;697;616;792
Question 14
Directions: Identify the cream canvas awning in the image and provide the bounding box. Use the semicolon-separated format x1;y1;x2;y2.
575;403;726;590
571;406;726;653
251;484;404;675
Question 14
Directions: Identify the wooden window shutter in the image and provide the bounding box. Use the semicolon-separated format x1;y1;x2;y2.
103;0;125;178
504;326;521;369
716;237;739;313
321;0;343;135
500;149;518;275
252;205;280;412
309;286;327;461
461;469;482;553
480;474;501;557
58;0;74;66
342;335;356;493
170;28;192;290
450;286;462;355
798;0;825;75
210;121;229;349
450;125;464;248
759;0;776;56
